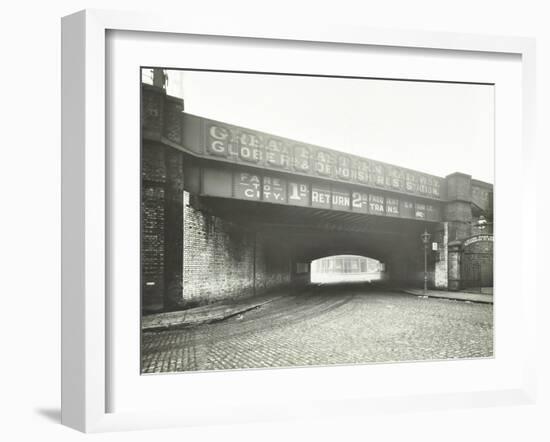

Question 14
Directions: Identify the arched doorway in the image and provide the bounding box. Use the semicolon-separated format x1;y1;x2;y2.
461;235;494;291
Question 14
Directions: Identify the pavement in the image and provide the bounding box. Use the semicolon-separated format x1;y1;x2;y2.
142;292;284;331
141;286;494;373
142;285;493;332
401;288;493;304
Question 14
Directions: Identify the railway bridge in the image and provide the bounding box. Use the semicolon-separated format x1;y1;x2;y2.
141;83;493;313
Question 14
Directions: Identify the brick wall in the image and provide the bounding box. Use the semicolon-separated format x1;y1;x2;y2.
181;192;292;308
163;149;184;309
141;83;184;313
141;142;167;313
141;84;293;313
142;148;294;311
445;172;472;202
142;140;188;312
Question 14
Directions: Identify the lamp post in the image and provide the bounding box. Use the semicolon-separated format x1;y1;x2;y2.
420;229;431;294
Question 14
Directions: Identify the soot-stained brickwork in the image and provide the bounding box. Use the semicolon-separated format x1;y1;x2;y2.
141;81;494;312
141;84;295;314
142;143;167;313
141;141;188;313
182;192;292;308
141;141;293;313
182;193;255;307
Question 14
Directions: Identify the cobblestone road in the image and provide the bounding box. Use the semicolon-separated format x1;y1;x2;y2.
141;285;493;374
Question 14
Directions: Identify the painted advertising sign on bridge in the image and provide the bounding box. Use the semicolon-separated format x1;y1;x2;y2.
200;167;441;221
181;113;444;201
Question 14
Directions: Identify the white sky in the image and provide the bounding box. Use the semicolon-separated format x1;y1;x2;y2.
161;69;494;183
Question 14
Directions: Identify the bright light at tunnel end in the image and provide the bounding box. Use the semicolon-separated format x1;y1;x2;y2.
310;254;384;284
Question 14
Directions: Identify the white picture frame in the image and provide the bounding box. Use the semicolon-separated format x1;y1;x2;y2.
61;9;537;433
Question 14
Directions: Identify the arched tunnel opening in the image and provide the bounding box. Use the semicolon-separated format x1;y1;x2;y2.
145;192;440;312
310;254;384;284
138;80;494;373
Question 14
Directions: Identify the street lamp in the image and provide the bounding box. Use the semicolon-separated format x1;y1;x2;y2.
420;229;431;294
477;215;488;230
471;215;493;234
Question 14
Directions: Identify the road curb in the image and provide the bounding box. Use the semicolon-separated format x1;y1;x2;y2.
401;289;493;304
142;296;281;332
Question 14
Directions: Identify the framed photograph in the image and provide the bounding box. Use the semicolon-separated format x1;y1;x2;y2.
61;9;537;432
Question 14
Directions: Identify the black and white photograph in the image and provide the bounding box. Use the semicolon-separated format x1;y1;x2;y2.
4;0;549;438
140;68;494;374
